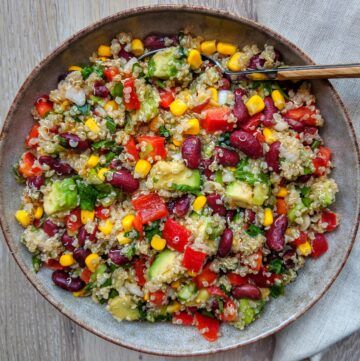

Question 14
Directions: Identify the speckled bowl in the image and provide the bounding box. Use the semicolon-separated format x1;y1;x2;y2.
0;5;359;356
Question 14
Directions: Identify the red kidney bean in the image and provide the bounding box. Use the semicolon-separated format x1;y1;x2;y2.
219;77;231;90
59;133;90;151
58;71;71;83
27;175;45;189
214;146;239;166
39;155;55;167
265;141;281;173
200;158;214;180
285;117;306;132
93;81;109;98
233;89;250;125
266;214;288;252
109;158;122;170
263;96;277;127
109;249;130;266
226;210;236;225
248;54;265;69
39;155;74;175
247;269;279;287
230;130;263;159
77;227;87;247
52;270;85;292
232;284;262;300
298;174;311;183
73;248;91;267
61;233;76;251
245;209;256;224
43;220;59;237
217;228;233;257
118;48;132;61
283;250;296;269
167;195;190;217
108;168;139;193
181;136;202;169
207;193;227;216
143;34;165;50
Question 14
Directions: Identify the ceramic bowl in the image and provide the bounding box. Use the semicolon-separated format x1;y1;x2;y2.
0;5;359;356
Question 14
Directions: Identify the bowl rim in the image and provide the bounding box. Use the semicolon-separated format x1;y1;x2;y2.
0;4;359;357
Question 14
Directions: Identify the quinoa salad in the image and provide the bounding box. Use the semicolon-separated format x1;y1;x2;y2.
14;31;339;342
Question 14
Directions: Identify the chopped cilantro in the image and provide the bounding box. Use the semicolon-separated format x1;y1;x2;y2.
268;259;285;274
159;125;171;140
270;284;285;298
144;221;161;241
105;116;117;133
246;224;264;237
76;180;98;211
32;255;42;273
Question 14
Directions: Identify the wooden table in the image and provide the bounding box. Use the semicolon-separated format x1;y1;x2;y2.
1;1;359;360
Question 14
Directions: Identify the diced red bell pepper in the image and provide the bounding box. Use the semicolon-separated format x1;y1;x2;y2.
191;98;210;113
227;273;248;286
276;198;288;215
159;89;175;109
131;193;169;224
292;231;308;247
162;218;192;253
313;146;331;176
194;312;220;342
94;206;110;220
103;66;120;81
123;77;140;111
18;152;42;178
124;136;139;161
149;290;167;306
241;113;263;132
206;285;228;299
173;311;194;326
80;268;92;283
44;259;66;270
321;210;338;232
25;124;40;148
194;263;217;288
137;135;167;160
133;213;144;236
202;106;235;132
134;258;147;286
311;233;328;258
247;267;281;287
251;250;263;271
182;247;207;273
219;299;237;322
66;209;82;233
35;95;53;118
284;106;317;126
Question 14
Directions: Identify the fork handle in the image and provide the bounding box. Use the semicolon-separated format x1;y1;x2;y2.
277;64;360;80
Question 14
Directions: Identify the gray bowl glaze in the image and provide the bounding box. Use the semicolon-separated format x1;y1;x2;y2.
0;5;359;356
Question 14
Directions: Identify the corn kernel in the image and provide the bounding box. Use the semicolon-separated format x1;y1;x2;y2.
85;253;101;272
151;234;166;251
263;127;278;144
248;73;268;81
117;232;132;245
144;292;149;301
260;288;270;299
271;90;285;110
170;99;188;116
200;40;217;55
172;138;183;147
217;42;237;56
131;38;144;56
193;195;207;212
134;159;152;178
100;57;108;61
149;116;159;132
245;95;265;116
73;289;87;297
104;100;118;112
297;241;312;256
59;254;76;267
85;117;100;133
277;187;288;198
167;302;181;313
81;209;95;224
184;118;200;135
97;167;109;182
87;154;100;168
187;49;202;69
208;87;218;102
263;208;274;227
227;52;246;72
171;280;181;289
60;100;70;111
122;214;135;232
187;270;197;277
15;210;31;228
97;45;111;57
98;220;114;235
34;206;43;220
68;65;82;71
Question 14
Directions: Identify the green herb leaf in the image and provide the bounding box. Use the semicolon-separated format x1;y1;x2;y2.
302;197;312;207
144;221;161;241
303;166;313;175
246;224;264;237
81;66;93;79
77;103;91;115
171;184;201;195
92;140;115;150
311;140;321;150
94;183;116;199
105;116;117;133
268;259;284;274
270;284;285;298
76;180;98;211
158;125;171;140
300;186;311;197
32;255;42;273
111;82;123;97
217;132;231;147
93;64;104;78
108;289;119;299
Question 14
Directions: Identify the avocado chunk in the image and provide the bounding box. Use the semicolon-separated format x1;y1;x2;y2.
147;161;201;193
107;295;140;321
288;202;306;223
232;299;264;330
252;183;269;206
148;249;178;282
132;85;160;123
148;47;185;79
310;178;338;208
226;181;253;207
43;178;78;215
177;282;197;302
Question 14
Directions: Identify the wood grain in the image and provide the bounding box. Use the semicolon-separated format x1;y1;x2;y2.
0;1;359;361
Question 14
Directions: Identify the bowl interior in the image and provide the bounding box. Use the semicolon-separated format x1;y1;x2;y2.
0;7;359;356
